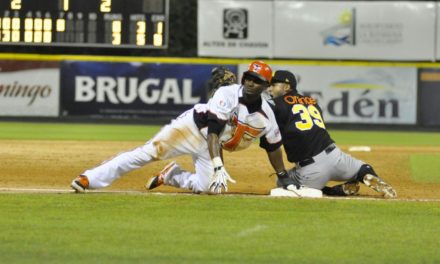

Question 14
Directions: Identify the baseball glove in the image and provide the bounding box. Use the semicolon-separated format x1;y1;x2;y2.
207;66;237;98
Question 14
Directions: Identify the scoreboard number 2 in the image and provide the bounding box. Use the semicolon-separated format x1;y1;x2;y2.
11;0;22;10
100;0;111;13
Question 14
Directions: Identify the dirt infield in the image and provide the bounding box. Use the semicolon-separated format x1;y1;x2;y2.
1;139;439;199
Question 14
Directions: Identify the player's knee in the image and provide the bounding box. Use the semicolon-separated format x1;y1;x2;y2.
355;164;377;182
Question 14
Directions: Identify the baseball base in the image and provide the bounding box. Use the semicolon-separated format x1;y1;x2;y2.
270;185;323;198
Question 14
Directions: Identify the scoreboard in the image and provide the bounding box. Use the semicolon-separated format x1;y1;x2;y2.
0;0;168;48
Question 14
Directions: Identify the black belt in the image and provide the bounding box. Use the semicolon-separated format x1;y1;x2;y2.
297;144;336;167
298;158;314;167
325;144;336;154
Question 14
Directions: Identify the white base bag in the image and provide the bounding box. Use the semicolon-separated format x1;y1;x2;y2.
270;185;323;198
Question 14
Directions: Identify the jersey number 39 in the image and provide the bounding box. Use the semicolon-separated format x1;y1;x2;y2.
293;104;326;131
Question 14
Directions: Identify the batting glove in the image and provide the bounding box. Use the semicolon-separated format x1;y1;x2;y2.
208;157;236;194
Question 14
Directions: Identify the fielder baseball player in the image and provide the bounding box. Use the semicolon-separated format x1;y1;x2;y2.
267;70;397;198
71;61;290;194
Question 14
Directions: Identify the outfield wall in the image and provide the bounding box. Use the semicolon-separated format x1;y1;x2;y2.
0;55;440;127
199;1;438;61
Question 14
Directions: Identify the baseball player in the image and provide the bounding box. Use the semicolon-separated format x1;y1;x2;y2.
267;70;397;198
71;61;290;194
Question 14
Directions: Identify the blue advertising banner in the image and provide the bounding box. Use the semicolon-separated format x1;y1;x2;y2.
60;62;237;120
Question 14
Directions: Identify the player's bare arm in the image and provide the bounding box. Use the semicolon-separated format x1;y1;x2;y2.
266;146;296;189
266;147;285;174
207;132;222;161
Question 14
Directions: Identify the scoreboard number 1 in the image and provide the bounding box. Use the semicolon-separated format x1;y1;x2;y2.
61;0;69;12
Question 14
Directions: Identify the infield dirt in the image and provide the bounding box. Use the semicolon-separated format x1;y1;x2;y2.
1;139;439;199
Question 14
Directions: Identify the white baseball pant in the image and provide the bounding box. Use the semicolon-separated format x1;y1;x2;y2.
82;109;214;193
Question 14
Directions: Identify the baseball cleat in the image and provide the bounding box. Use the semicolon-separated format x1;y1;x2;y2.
341;181;360;196
363;174;397;198
71;175;89;193
145;161;178;190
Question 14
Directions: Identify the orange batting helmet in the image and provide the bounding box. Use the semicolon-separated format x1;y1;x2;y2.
241;60;272;85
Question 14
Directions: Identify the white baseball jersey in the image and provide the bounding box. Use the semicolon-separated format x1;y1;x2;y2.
193;84;282;152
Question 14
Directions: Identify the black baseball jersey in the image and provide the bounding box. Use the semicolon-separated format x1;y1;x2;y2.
273;90;334;163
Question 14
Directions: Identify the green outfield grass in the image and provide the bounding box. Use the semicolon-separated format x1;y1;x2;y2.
1;121;440;146
0;121;161;141
331;130;440;146
410;154;440;183
0;193;439;264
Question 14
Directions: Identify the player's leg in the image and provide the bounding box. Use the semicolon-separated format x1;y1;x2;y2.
146;148;212;193
326;147;396;198
355;164;397;198
73;128;178;192
293;143;365;193
322;146;363;196
163;152;213;193
144;161;180;190
78;145;157;190
322;181;360;196
72;109;204;192
71;141;163;192
290;145;360;196
289;164;330;190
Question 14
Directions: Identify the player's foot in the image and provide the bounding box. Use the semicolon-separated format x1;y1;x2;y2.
71;175;89;193
145;161;178;190
341;181;360;196
363;174;397;198
322;181;360;196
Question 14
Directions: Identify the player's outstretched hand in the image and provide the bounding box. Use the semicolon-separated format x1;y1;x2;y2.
209;157;236;194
